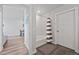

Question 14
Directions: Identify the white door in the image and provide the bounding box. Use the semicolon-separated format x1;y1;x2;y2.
56;9;75;50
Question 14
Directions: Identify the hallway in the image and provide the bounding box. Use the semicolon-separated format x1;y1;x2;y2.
0;37;28;55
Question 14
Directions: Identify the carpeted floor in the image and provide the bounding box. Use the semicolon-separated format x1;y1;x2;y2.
0;37;28;55
35;43;79;55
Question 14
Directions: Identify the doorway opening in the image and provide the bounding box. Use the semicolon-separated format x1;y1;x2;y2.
0;5;28;55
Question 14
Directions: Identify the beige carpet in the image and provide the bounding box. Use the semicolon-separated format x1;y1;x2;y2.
0;37;28;55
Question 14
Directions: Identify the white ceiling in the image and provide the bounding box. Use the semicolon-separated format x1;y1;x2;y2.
3;4;64;15
34;4;63;15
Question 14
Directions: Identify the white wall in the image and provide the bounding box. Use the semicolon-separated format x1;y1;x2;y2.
41;5;79;42
36;14;47;41
24;7;30;52
36;5;79;52
36;14;48;47
0;5;3;50
28;5;36;54
3;5;24;36
36;12;55;47
24;5;37;54
42;4;79;52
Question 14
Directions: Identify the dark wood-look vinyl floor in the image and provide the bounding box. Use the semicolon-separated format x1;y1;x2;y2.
35;43;79;55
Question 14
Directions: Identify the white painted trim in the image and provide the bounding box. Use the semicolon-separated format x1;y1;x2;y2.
36;37;46;48
24;42;37;55
55;7;75;44
55;7;79;53
46;31;52;33
0;8;3;51
6;36;23;40
74;7;79;53
46;27;52;29
32;49;37;54
47;20;51;21
2;37;7;46
47;35;52;37
47;39;53;42
0;47;3;52
55;7;76;16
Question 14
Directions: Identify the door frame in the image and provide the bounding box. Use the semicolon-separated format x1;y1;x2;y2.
0;10;3;52
55;7;79;53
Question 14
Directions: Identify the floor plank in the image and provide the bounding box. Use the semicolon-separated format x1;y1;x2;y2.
0;37;28;55
36;43;78;55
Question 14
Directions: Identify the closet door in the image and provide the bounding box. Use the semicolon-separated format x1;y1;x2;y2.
56;9;75;50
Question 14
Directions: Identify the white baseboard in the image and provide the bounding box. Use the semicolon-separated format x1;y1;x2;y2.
7;36;23;40
3;37;7;46
24;40;37;55
32;49;37;55
0;47;3;52
36;38;47;48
